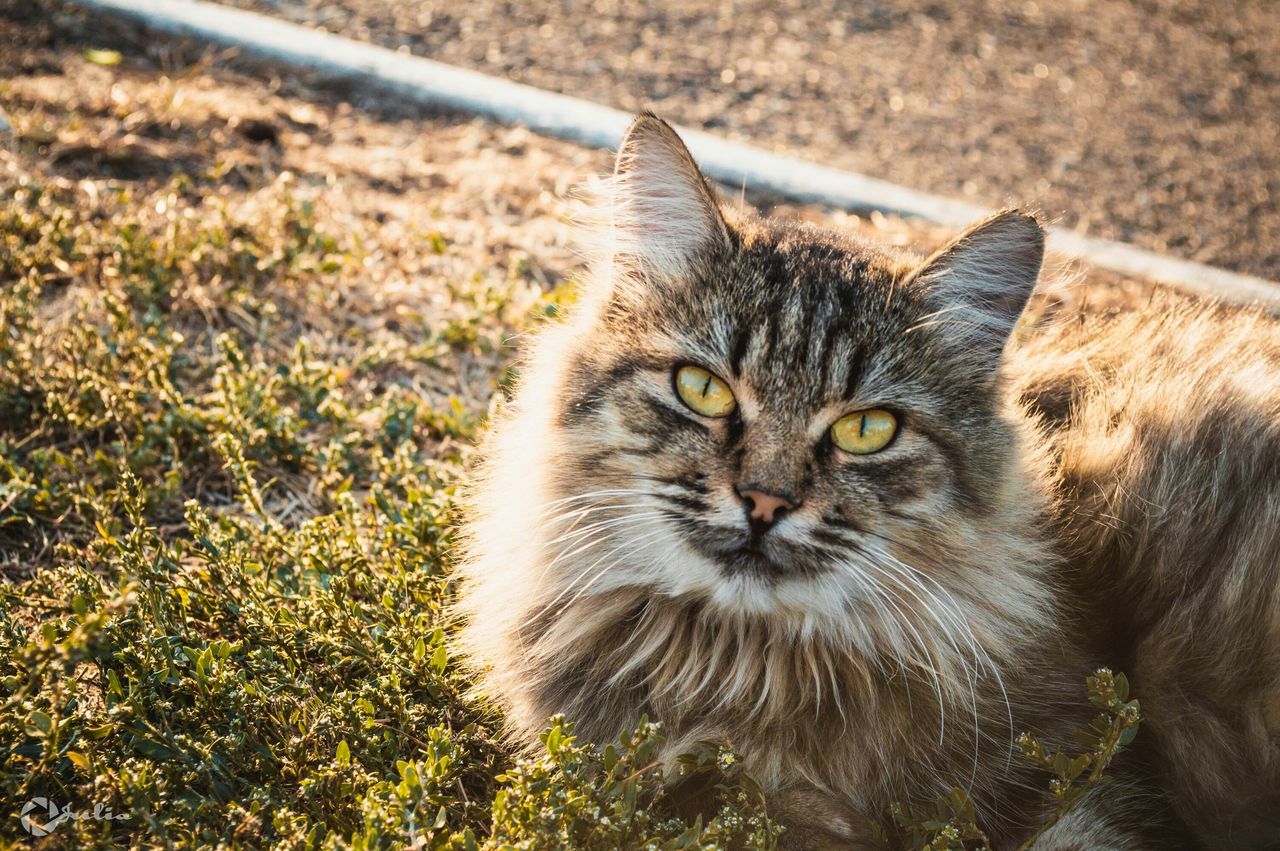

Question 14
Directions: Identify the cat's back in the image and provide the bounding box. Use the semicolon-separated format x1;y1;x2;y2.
1012;293;1280;848
1012;294;1280;616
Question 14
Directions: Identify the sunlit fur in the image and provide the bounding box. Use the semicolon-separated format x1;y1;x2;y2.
1017;299;1280;848
456;115;1271;847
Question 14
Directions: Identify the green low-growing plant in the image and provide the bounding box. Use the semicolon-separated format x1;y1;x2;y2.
0;155;778;847
486;718;780;850
889;669;1142;851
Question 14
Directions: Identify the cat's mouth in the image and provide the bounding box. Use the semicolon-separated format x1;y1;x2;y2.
714;536;833;579
721;544;787;577
682;522;829;579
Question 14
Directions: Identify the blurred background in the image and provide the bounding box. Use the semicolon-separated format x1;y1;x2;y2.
214;0;1280;280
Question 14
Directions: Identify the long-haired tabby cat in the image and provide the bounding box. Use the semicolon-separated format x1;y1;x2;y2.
458;114;1280;848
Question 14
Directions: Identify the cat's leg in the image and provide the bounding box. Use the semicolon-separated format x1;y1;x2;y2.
1028;812;1144;851
771;788;884;850
1133;676;1280;848
1024;786;1183;851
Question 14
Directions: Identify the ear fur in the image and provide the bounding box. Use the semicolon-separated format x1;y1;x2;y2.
912;209;1046;362
606;112;729;282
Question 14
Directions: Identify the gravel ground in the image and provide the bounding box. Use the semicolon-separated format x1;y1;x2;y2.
2;0;1172;346
209;0;1280;283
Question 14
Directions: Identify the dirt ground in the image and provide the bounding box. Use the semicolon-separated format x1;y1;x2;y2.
207;0;1280;284
3;0;1166;360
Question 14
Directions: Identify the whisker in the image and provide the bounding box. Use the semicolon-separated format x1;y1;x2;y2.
867;542;1011;780
536;523;670;625
841;557;950;744
540;506;664;545
535;512;668;581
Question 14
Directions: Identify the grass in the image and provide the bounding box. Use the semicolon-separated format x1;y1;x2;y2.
0;56;776;846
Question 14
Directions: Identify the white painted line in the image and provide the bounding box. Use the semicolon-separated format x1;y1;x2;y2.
79;0;1280;306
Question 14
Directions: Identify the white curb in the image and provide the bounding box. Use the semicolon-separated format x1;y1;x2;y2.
78;0;1280;307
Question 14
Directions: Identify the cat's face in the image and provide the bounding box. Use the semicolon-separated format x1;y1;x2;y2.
528;115;1044;630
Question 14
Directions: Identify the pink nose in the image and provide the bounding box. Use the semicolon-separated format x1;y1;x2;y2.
736;488;796;526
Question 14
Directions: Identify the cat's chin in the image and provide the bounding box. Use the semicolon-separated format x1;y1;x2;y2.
698;564;841;624
718;545;789;578
647;533;846;621
702;570;789;617
686;526;830;581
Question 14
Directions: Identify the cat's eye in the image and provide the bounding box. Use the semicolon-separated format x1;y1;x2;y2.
674;365;736;418
831;409;897;454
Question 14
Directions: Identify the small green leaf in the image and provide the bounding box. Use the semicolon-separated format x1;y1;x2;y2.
430;642;447;674
336;740;350;766
196;647;213;680
25;710;53;737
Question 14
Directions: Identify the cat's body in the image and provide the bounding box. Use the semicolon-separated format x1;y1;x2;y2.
458;115;1280;848
1020;302;1280;847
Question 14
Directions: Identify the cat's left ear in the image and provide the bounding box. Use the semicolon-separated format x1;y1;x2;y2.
912;209;1045;363
606;112;730;282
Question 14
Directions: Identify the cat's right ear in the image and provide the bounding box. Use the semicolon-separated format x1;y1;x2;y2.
604;112;730;282
911;209;1045;366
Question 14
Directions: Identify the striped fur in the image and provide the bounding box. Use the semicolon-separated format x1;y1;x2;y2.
457;114;1276;847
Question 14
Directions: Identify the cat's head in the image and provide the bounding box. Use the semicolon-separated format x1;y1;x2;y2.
478;114;1048;640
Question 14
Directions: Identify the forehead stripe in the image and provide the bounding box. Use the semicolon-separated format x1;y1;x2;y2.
842;345;867;400
729;322;752;377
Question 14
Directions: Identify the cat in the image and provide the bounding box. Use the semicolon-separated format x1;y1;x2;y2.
457;112;1279;848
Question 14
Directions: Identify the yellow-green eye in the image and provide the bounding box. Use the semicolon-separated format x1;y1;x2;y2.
831;409;898;454
674;365;736;418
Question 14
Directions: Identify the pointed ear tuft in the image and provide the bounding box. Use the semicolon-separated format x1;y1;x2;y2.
607;113;728;281
913;209;1045;362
